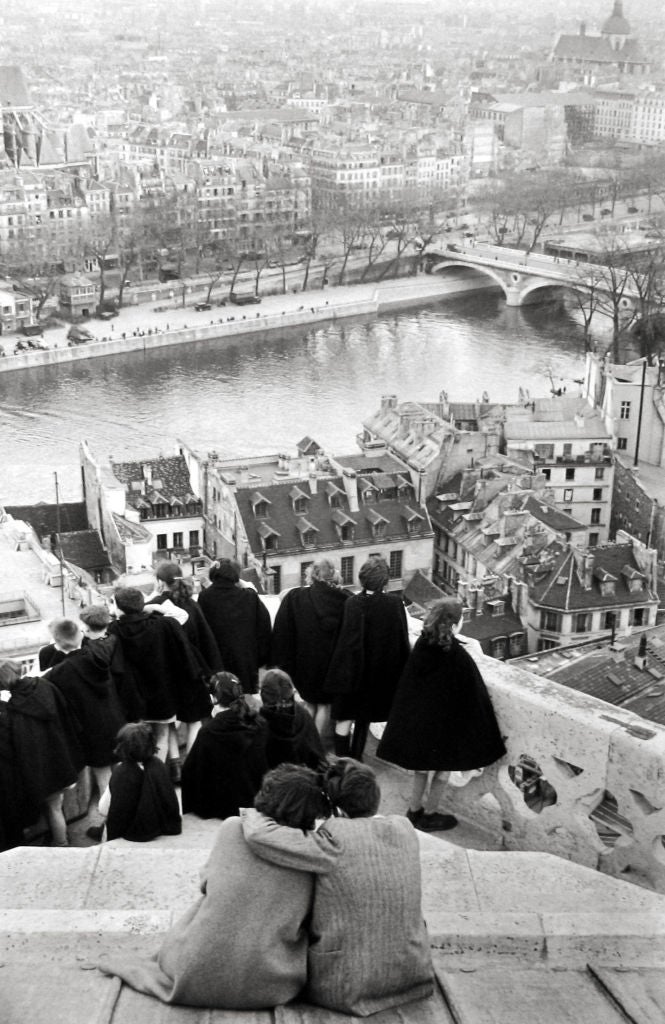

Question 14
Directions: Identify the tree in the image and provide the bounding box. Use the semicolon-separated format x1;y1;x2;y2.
83;214;116;310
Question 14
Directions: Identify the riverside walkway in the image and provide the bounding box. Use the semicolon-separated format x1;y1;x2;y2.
0;272;487;376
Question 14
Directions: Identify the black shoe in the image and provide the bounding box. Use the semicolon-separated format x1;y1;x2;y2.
406;808;423;826
85;824;104;842
417;811;458;832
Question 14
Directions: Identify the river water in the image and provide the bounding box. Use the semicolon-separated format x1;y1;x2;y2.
2;290;588;503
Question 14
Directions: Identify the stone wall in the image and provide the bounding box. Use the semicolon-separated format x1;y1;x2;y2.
439;652;665;892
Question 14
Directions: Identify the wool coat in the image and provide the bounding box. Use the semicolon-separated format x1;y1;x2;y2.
98;816;342;1009
260;702;326;771
0;712;36;849
324;591;411;722
181;709;268;819
376;636;506;771
0;676;84;807
109;612;211;722
271;581;350;704
197;580;271;693
242;810;434;1017
147;594;223;676
106;758;182;842
45;638;125;767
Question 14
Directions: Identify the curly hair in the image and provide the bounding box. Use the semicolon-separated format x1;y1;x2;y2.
255;763;329;830
420;598;464;650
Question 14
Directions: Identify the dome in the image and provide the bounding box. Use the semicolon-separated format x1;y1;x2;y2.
601;0;631;36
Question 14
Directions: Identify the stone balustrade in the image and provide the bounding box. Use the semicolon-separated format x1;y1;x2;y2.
439;652;665;893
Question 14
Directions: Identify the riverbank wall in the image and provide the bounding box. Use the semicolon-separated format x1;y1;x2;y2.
0;275;491;375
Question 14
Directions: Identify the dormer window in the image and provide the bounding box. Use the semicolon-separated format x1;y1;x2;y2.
332;508;356;543
594;566;616;598
257;521;280;551
296;518;319;548
251;491;272;520
326;481;345;508
402;505;425;535
365;506;388;539
621;564;645;593
289;485;310;515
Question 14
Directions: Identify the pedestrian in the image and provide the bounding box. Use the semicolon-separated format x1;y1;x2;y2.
377;598;506;832
243;758;433;1016
181;672;268;820
98;722;181;843
108;587;210;773
0;659;84;847
271;557;349;736
197;559;271;694
44;618;125;802
325;557;410;760
97;764;338;1008
259;669;325;771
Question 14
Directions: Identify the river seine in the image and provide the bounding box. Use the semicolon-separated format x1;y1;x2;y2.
2;290;588;503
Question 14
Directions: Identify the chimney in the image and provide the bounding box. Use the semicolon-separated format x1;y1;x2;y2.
582;551;594;590
342;467;359;512
142;463;153;486
381;394;398;412
308;472;317;494
439;389;449;420
634;635;648;671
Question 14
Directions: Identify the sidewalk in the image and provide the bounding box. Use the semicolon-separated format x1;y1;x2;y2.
0;271;487;374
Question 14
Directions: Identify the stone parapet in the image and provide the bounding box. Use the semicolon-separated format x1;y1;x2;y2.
433;653;665;892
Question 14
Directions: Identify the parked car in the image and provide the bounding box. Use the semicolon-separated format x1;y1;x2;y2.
627;206;639;214
194;302;212;312
20;324;44;337
582;214;594;222
96;309;118;320
229;293;261;305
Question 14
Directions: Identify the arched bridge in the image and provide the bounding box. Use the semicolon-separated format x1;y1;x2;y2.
428;242;637;310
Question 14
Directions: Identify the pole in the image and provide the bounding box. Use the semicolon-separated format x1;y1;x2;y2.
54;471;66;614
633;357;647;468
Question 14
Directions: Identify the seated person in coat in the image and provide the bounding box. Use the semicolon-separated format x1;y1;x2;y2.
98;764;340;1008
181;672;268;820
259;669;325;771
242;758;433;1017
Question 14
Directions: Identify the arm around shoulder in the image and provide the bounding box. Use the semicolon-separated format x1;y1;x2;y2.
240;807;342;873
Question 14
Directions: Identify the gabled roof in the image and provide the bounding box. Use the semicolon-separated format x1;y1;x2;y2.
530;544;656;612
111;513;152;543
112;456;194;500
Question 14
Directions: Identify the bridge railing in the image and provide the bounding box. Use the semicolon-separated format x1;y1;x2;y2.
422;653;665;893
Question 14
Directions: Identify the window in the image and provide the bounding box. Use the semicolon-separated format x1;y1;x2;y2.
293;497;307;514
300;561;313;584
389;550;403;579
541;468;551;481
575;612;589;633
565;468;575;481
340;556;355;586
564;488;573;502
603;610;617;629
617;437;628;450
271;565;282;593
589;532;599;547
254;501;269;519
590;508;601;525
157;534;167;549
172;532;183;548
562;443;572;459
631;607;645;627
540;610;560;632
620;401;631;420
537;638;557;652
188;530;200;548
595;467;605;481
593;488;603;501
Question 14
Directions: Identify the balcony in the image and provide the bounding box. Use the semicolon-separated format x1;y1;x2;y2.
438;652;665;893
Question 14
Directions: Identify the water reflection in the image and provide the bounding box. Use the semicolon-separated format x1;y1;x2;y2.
2;292;588;502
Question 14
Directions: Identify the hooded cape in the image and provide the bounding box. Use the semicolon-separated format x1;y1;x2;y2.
197;581;271;694
106;758;182;842
181;709;268;819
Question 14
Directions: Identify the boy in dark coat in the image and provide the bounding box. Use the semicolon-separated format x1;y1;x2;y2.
0;659;84;846
259;670;325;771
108;587;210;762
270;558;349;735
197;559;271;694
182;673;268;819
44;618;125;799
377;598;506;832
325;558;410;761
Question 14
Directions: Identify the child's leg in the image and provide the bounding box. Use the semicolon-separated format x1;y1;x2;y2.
409;771;429;812
185;720;201;754
333;718;352;756
44;790;68;846
424;771;448;814
92;765;112;800
313;704;331;737
152;723;170;762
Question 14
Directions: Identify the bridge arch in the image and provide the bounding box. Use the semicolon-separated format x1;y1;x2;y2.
429;260;509;300
517;279;574;306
